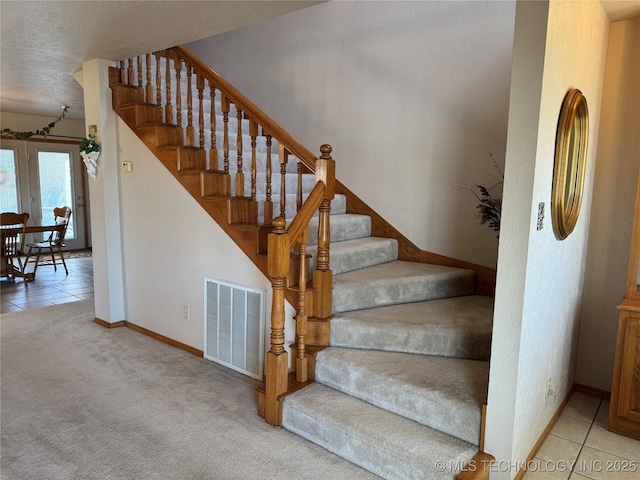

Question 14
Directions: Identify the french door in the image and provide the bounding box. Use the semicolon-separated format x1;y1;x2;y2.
0;139;88;250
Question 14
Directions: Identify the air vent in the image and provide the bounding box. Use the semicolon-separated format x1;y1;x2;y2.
204;278;265;379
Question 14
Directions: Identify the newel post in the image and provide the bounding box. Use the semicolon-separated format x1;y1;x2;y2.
265;217;290;425
314;145;336;319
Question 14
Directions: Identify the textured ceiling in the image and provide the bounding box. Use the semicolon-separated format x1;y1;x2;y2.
1;1;638;122
0;0;322;120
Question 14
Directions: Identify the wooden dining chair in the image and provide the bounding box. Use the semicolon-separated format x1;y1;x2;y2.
27;207;72;276
1;212;29;282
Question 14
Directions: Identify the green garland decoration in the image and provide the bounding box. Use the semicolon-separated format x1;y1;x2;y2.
1;105;69;139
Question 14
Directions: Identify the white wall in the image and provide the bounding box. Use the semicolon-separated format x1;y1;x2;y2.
188;0;516;269
486;1;609;475
576;16;640;392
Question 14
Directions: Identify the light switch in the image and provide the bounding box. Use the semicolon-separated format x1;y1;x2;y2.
121;161;132;173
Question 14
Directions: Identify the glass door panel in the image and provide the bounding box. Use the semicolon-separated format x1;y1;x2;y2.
37;151;75;239
0;148;20;212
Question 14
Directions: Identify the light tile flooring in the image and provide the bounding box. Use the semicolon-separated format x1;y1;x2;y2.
1;256;94;313
524;392;640;479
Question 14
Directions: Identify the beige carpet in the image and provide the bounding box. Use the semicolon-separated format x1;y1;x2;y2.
0;300;377;479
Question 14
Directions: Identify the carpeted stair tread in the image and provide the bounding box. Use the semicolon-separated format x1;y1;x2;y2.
330;295;493;360
256;193;347;221
308;237;399;276
306;214;372;245
314;348;488;445
282;382;477;480
332;260;476;314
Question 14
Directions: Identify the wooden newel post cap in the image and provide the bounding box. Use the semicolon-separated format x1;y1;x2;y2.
320;144;332;160
273;217;286;232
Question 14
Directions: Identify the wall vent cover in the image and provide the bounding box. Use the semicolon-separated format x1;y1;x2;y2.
204;278;265;380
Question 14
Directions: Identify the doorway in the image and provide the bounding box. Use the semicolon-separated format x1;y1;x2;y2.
0;139;89;250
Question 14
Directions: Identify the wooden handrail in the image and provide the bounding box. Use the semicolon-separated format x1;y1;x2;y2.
172;46;318;173
287;182;326;247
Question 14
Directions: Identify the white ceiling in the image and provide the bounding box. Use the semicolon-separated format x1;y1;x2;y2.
0;0;322;120
1;0;638;122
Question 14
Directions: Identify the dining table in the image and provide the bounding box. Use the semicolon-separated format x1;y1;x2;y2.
1;219;65;282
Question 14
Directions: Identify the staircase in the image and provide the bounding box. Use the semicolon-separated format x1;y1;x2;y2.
109;47;495;479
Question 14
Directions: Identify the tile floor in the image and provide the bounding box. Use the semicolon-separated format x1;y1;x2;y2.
524;392;640;479
1;255;94;313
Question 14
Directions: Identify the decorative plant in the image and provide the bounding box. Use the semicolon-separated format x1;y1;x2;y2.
1;105;68;139
456;148;503;238
80;132;101;180
79;133;101;154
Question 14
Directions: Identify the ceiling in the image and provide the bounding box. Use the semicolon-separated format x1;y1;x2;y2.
1;1;638;123
0;0;322;120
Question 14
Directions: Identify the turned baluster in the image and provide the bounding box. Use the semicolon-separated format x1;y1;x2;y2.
209;83;218;170
137;56;143;89
119;60;126;83
265;217;290;425
296;159;303;212
155;53;162;122
236;106;244;196
164;50;173;124
221;94;230;174
296;227;309;382
264;134;274;224
145;54;153;104
174;55;182;128
279;145;288;219
127;58;134;85
186;65;194;147
197;74;205;149
249;119;258;201
314;144;336;319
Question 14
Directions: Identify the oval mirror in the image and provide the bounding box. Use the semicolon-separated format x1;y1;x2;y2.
551;88;589;240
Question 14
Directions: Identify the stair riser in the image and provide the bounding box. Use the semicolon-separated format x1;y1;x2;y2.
308;238;398;277
257;193;347;221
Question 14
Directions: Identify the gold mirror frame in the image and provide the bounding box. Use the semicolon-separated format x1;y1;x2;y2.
551;88;589;240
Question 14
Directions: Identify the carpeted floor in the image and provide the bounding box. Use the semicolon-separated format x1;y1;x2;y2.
0;300;377;479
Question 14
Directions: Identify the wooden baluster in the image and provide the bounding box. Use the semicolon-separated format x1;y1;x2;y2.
197;73;205;149
164;50;173;124
137;56;143;89
236;106;244;197
186;65;194;147
145;54;153;104
314;144;336;319
296;226;309;382
265;217;290;425
249;119;258;201
127;58;134;85
155;53;162;122
264;133;273;224
279;144;288;219
209;83;218;170
221;94;230;174
174;54;182;128
296;159;303;212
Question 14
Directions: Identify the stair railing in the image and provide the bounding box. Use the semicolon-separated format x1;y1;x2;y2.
113;46;335;425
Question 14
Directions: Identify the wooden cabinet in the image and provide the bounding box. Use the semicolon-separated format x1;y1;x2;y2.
610;304;640;439
610;173;640;440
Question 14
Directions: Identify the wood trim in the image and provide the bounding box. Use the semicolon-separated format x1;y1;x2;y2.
573;383;611;400
457;451;495;480
94;317;125;328
513;388;574;480
124;321;204;357
0;135;81;145
94;316;203;357
334;179;497;296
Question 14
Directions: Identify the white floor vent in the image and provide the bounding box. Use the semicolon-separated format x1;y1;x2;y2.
204;278;265;380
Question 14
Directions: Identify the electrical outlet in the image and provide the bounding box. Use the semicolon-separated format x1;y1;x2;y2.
182;305;189;321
